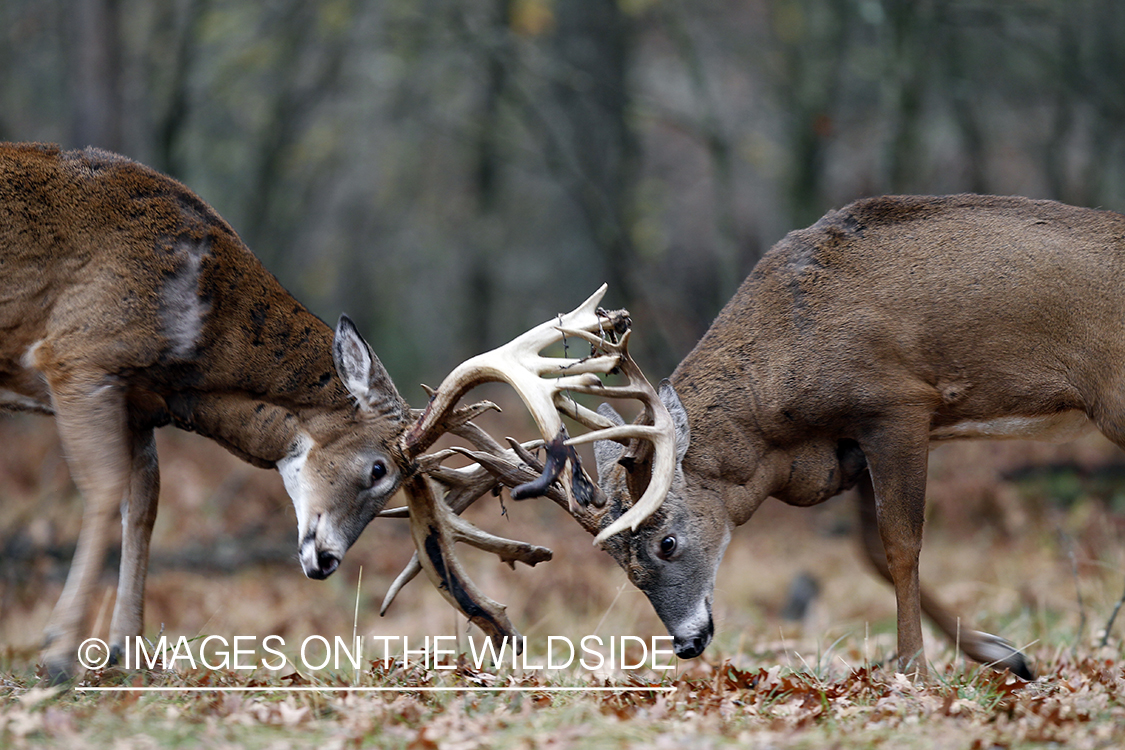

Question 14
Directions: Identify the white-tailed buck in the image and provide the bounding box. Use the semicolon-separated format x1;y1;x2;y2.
1;143;418;681
1;144;674;682
591;193;1125;680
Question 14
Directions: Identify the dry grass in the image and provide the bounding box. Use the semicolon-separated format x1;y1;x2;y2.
2;408;1125;748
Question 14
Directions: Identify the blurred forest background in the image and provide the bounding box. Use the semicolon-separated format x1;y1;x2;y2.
4;0;1125;691
5;0;1125;389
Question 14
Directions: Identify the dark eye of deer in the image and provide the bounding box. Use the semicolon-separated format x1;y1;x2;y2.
659;535;677;558
370;461;387;486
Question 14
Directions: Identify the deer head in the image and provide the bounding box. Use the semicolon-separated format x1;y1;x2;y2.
592;384;733;659
278;314;412;580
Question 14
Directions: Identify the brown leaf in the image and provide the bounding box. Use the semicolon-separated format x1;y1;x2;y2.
408;726;440;750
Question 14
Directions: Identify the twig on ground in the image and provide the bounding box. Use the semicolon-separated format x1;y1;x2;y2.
1065;537;1087;655
1098;574;1125;649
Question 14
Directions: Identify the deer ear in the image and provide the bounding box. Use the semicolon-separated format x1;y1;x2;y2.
594;402;626;479
659;380;690;464
333;314;405;418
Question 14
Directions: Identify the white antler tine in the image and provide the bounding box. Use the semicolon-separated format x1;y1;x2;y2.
559;283;609;328
554;395;618;432
552;326;612;348
380;553;422;615
594;436;674;543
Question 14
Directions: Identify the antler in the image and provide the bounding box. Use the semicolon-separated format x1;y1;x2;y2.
379;419;566;620
386;284;674;645
403;284;674;538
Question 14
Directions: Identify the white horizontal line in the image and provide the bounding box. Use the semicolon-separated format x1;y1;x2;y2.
76;686;677;693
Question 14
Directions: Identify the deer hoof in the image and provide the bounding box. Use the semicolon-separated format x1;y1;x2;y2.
975;633;1035;680
43;659;75;686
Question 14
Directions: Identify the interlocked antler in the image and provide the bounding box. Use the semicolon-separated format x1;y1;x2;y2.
387;284;675;645
378;419;565;621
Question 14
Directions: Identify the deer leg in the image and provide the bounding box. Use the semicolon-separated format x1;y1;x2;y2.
40;373;132;683
107;427;160;663
859;426;930;678
854;473;1034;679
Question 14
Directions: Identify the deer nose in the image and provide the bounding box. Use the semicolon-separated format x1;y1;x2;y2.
672;616;714;659
673;634;709;659
317;551;340;577
300;535;341;580
305;550;339;580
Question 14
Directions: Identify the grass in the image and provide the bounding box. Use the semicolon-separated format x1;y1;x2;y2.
3;629;1125;748
7;650;1124;749
2;414;1125;747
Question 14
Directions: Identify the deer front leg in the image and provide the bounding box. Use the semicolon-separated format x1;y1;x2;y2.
40;373;133;683
107;427;160;664
860;425;930;678
854;473;1033;679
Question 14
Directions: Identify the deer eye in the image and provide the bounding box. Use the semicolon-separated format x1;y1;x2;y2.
658;535;677;559
369;460;388;487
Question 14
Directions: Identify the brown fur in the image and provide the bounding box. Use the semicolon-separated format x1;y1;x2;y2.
0;144;410;680
598;194;1125;678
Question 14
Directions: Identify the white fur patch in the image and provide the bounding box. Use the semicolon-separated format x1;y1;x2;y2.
975;634;1020;663
277;433;314;534
160;238;210;358
21;339;44;370
299;533;320;574
930;410;1093;443
0;389;50;412
670;598;712;641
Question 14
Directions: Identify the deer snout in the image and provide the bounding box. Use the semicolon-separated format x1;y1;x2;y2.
672;619;713;659
300;533;342;580
664;596;714;659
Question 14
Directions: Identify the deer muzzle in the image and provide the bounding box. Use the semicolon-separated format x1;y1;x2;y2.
672;624;713;659
667;595;714;659
300;531;342;580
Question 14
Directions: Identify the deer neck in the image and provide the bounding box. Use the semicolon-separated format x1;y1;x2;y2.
163;390;336;470
151;235;354;468
669;352;784;529
669;288;867;521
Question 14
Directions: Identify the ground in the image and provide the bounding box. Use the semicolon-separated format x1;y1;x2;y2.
2;405;1124;748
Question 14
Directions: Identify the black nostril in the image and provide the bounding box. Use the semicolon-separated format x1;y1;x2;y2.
673;627;712;660
317;551;340;577
674;637;704;660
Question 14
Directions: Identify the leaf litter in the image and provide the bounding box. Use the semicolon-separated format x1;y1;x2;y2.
3;649;1124;749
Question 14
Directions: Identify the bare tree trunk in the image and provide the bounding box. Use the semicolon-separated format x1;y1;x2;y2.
882;0;930;194
70;0;123;151
463;0;513;356
770;0;852;228
662;4;742;308
152;0;210;179
944;43;988;195
547;0;639;311
243;0;352;267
